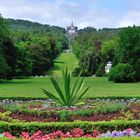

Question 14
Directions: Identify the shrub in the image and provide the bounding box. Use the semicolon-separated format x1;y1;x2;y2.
108;63;136;82
96;63;105;77
96;67;104;77
0;120;140;136
135;59;140;81
72;67;81;77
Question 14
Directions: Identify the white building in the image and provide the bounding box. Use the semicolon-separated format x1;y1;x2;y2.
105;61;112;73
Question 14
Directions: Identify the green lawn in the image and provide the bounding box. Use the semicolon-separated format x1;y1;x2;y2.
0;77;140;98
48;52;78;76
0;52;140;98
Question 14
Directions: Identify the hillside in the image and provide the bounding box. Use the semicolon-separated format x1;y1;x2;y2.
6;18;66;35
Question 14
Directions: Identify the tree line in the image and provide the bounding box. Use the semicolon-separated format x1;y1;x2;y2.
0;15;68;80
73;26;140;82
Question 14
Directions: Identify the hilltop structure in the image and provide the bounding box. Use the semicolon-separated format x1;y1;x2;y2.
67;22;78;44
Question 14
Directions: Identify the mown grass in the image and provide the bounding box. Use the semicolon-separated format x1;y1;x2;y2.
48;52;78;76
0;77;140;97
0;52;140;98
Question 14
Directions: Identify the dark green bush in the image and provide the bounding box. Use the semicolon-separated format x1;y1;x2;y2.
96;63;105;77
72;67;81;77
96;67;104;77
135;59;140;81
108;63;136;82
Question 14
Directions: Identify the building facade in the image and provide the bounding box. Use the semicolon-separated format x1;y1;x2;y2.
67;22;78;44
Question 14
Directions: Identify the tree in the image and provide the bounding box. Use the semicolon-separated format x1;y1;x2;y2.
101;39;117;63
28;36;54;75
0;15;16;80
15;41;32;77
114;26;140;81
79;48;98;76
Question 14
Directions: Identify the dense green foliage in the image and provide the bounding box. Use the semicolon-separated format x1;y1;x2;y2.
0;15;68;79
0;15;17;80
43;69;89;106
108;63;136;82
73;26;140;82
7;18;65;34
113;26;140;81
73;27;119;76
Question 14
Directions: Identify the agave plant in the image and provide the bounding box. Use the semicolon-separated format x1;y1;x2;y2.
42;69;89;107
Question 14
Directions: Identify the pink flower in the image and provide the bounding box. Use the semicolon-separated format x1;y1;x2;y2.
126;128;132;132
30;130;43;139
3;132;16;139
20;132;29;139
62;132;72;138
72;128;84;137
92;130;101;138
41;134;50;140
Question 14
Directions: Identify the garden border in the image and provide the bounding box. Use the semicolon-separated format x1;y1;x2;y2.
0;120;140;136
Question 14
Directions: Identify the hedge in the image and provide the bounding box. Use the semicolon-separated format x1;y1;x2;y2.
0;120;140;136
0;96;140;101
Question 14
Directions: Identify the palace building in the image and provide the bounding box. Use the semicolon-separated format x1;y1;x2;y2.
67;21;78;44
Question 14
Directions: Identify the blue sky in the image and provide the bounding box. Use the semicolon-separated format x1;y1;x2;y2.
0;0;140;29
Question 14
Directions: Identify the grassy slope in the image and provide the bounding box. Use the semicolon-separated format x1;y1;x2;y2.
0;52;140;98
48;52;78;76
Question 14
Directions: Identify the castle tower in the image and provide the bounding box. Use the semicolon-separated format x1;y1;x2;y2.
67;21;78;44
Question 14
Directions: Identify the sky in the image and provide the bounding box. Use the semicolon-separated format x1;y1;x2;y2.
0;0;140;29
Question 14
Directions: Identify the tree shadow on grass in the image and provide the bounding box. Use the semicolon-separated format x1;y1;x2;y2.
0;80;34;85
54;60;65;64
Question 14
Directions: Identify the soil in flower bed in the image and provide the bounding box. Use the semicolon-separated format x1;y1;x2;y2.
10;112;59;122
70;112;123;122
9;112;123;122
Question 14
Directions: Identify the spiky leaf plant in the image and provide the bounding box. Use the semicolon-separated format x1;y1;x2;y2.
42;69;89;107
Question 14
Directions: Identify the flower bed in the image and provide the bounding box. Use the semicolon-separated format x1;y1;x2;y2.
1;99;139;122
1;128;140;139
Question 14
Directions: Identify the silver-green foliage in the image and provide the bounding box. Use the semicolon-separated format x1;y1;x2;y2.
42;69;89;106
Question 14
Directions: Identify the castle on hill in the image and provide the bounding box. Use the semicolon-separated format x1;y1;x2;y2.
67;21;78;44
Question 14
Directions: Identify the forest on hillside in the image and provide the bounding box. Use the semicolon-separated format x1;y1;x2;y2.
0;15;68;80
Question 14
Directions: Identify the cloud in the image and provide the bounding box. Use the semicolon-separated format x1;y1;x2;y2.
119;11;140;27
0;0;140;29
